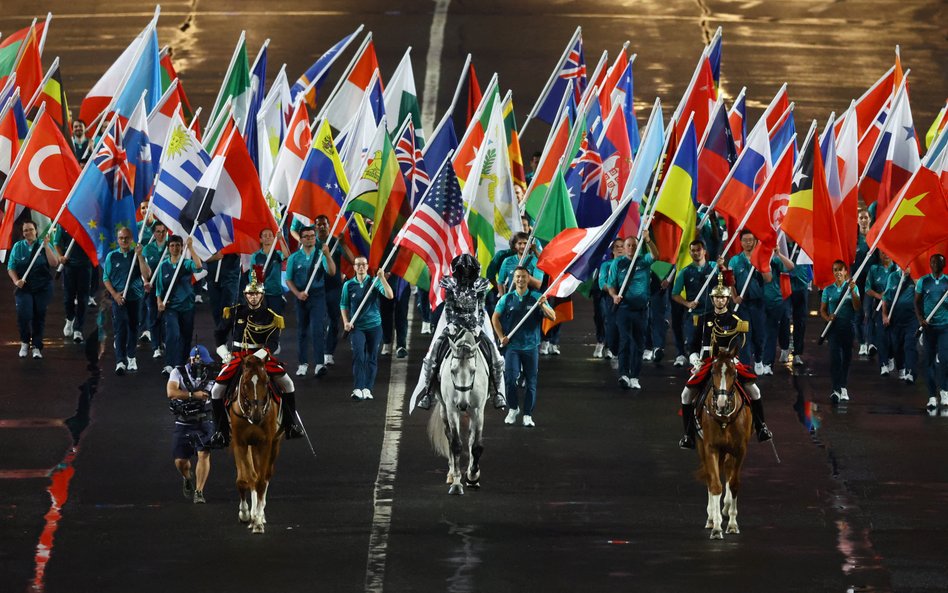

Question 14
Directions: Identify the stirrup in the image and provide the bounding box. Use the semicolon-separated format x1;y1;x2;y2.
207;431;230;449
417;392;433;410
284;423;304;440
492;393;507;410
679;434;696;449
756;424;773;442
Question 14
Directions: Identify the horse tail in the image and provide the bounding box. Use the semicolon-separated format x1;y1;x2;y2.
427;401;450;459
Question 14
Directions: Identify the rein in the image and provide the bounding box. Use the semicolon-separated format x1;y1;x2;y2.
231;365;273;425
703;357;743;428
448;334;480;393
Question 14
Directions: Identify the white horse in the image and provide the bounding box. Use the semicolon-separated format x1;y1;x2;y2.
426;328;490;495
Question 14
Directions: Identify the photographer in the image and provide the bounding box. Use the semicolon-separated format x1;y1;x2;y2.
167;345;216;503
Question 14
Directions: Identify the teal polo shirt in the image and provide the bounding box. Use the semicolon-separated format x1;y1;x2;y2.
341;276;387;330
762;257;789;309
286;246;331;292
728;252;763;301
155;258;199;311
916;274;948;327
7;239;52;292
102;248;144;300
822;282;860;323
607;253;654;310
250;249;285;296
883;271;914;323
495;290;545;351
498;253;543;288
672;260;717;315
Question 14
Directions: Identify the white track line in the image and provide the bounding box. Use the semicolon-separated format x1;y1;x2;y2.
364;303;415;592
421;0;451;135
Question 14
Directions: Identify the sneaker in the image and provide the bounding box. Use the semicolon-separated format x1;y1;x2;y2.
779;349;789;363
381;343;392;355
754;362;764;375
858;343;869;356
324;354;335;366
351;390;364;401
193;490;206;504
886;360;896;373
32;348;42;359
618;375;631;389
927;397;938;409
314;364;328;377
674;355;687;367
867;344;877;356
127;358;138;372
396;346;408;359
139;330;151;343
73;331;83;344
63;318;74;337
161;365;173;376
593;344;604;358
182;473;195;499
793;355;804;367
295;364;309;377
642;349;654;362
898;368;906;381
550;344;561;355
194;294;204;304
629;378;642;390
87;296;97;307
840;388;850;401
539;341;550;355
522;415;535;427
904;372;915;385
941;391;948;407
362;389;374;400
421;321;432;335
830;391;841;403
604;348;615;359
610;358;619;370
761;364;773;376
504;408;519;425
18;343;29;358
880;364;890;377
115;361;127;375
153;348;164;359
653;348;664;363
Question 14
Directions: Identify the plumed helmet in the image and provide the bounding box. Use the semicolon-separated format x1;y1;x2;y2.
451;253;480;286
244;266;264;294
710;272;731;298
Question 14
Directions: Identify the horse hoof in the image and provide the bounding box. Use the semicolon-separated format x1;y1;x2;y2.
710;529;724;540
239;512;251;523
446;473;454;485
448;484;464;495
252;523;265;534
726;524;740;534
705;520;714;529
463;474;481;488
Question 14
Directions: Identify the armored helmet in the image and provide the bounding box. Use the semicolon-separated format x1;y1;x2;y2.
244;266;264;294
451;253;480;286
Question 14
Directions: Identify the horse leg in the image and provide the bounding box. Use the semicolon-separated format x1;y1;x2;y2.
250;444;267;534
725;446;746;534
705;450;724;539
260;437;280;526
464;408;484;488
447;418;465;495
233;441;252;523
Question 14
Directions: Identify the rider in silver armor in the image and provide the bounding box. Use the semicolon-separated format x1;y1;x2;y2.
413;254;507;411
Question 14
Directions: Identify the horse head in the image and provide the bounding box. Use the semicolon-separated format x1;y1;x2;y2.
237;354;272;425
446;328;479;397
709;348;739;417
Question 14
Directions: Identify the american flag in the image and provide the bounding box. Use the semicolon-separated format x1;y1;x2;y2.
559;37;587;104
94;121;133;200
394;118;431;207
394;158;472;307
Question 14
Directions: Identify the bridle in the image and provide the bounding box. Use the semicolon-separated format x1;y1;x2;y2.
447;331;479;392
704;354;741;426
232;362;272;425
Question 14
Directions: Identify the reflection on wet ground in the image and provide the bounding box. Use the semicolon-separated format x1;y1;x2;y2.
791;367;892;591
30;331;100;593
443;522;484;593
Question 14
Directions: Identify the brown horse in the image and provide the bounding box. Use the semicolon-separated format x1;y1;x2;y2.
695;346;753;540
229;354;282;534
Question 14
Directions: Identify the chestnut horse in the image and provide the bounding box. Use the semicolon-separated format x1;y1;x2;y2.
695;346;753;539
229;354;282;534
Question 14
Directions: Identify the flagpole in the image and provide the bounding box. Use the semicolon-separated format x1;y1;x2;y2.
115;92;152;298
454;74;499;155
877;268;904;313
446;53;472;121
697;102;796;229
0;100;47;210
506;194;635;341
618;97;661;201
580;50;609;107
7;19;38;80
25;56;59;113
505;156;565;292
243;38;270;136
519;25;581;140
856;74;910;189
670;46;709;127
296;25;366;103
83;8;160;160
731;265;756;313
38;13;52;55
313;32;373;125
208;31;246;125
522;83;574;201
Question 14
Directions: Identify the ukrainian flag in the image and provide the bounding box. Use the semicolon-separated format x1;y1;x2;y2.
652;118;699;273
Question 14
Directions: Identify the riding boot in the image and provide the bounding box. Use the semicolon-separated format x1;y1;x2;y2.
750;399;773;442
207;398;230;449
679;403;696;449
281;392;305;440
490;358;507;410
416;357;437;410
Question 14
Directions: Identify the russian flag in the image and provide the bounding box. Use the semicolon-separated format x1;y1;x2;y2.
713;121;772;227
538;193;634;298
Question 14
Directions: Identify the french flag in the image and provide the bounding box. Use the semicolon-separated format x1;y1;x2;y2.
537;194;634;298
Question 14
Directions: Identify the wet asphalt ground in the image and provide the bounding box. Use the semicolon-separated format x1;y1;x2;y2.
2;1;947;592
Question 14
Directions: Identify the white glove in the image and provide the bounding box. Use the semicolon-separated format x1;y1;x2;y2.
216;344;232;363
689;352;700;367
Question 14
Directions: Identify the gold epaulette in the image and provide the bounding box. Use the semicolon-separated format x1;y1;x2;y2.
736;319;749;333
272;312;285;329
223;306;232;320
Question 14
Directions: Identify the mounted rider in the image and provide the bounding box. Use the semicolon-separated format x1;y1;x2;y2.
412;253;507;411
678;272;773;449
206;269;304;449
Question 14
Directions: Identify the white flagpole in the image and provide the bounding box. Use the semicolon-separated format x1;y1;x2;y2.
295;25;366;103
25;56;59;113
519;26;581;139
313;32;373;125
445;53;472;122
208;31;246;125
